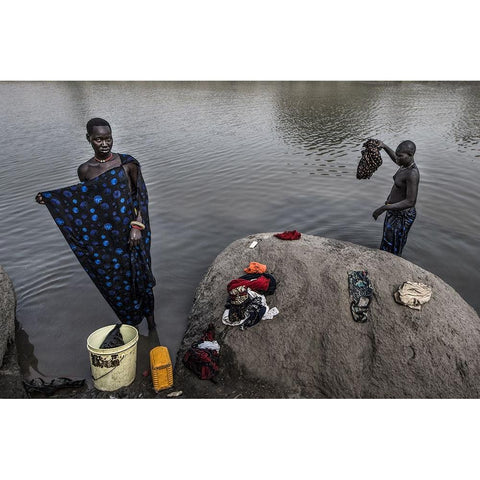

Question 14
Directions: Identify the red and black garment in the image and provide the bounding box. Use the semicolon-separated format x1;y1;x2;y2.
356;139;383;179
182;323;219;380
239;273;277;296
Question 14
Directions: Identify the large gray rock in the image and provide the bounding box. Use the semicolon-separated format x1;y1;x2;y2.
173;233;480;398
0;265;16;367
0;265;26;398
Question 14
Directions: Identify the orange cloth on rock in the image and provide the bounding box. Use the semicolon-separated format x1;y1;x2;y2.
244;262;267;274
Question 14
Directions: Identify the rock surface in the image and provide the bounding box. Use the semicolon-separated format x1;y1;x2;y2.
173;233;480;398
0;265;27;398
0;265;16;367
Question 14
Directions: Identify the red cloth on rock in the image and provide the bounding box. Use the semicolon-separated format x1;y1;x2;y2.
274;230;301;240
227;276;271;294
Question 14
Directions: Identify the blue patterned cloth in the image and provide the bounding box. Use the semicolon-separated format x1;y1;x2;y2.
380;207;416;256
41;154;155;325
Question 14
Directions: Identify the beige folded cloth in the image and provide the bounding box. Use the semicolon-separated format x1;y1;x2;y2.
394;281;432;310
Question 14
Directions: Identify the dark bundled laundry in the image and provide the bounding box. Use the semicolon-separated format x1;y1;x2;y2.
99;324;125;349
182;323;220;380
23;377;86;396
223;271;279;329
356;139;383;179
227;294;267;329
348;270;373;323
274;230;301;240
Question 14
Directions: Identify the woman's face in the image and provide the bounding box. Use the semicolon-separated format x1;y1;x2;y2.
88;125;113;158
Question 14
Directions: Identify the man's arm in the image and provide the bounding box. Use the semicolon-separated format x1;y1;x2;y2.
377;141;398;164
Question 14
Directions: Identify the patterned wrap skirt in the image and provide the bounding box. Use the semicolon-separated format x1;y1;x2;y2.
380;207;416;256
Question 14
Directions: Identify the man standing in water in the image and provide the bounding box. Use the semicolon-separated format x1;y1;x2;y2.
372;140;419;256
36;118;156;329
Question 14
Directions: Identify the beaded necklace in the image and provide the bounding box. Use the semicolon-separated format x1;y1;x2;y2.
94;153;114;163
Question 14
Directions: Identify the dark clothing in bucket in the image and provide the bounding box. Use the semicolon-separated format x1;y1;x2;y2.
99;324;125;349
41;154;155;325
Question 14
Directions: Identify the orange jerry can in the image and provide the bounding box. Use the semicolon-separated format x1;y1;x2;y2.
150;346;173;392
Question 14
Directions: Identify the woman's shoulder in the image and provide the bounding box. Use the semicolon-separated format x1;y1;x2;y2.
77;160;92;181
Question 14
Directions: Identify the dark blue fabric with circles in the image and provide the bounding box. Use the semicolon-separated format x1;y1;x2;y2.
41;154;155;325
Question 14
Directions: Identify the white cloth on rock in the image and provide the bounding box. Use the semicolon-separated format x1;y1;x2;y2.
394;281;432;310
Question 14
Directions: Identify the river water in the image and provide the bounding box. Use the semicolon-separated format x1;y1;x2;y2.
1;81;479;382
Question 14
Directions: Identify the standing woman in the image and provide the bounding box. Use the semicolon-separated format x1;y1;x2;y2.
36;118;156;329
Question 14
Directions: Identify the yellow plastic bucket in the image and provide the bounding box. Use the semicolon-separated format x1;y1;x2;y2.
86;324;139;391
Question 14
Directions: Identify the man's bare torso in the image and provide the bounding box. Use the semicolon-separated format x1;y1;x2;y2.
387;164;419;205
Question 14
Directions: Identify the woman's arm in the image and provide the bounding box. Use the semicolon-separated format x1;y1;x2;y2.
125;162;144;248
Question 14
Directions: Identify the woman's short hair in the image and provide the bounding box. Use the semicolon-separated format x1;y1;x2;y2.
86;118;111;135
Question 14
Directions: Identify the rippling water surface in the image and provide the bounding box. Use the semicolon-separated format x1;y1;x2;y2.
1;81;479;381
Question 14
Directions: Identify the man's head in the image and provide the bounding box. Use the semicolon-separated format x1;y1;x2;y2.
86;118;113;158
396;140;416;166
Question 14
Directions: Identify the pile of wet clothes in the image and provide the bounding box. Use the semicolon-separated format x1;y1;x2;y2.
222;262;279;330
347;271;433;323
182;323;220;380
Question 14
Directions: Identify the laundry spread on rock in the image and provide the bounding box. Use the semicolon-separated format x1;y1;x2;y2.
348;270;374;323
240;273;277;295
222;265;279;329
274;230;302;240
356;139;383;179
394;281;432;310
244;261;267;274
182;323;220;380
227;276;271;296
196;340;220;352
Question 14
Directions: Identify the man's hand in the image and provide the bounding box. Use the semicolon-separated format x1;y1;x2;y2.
374;139;385;149
35;193;45;204
128;228;142;248
372;206;386;221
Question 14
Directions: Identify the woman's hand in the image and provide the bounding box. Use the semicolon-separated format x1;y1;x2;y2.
128;227;142;248
35;193;45;204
